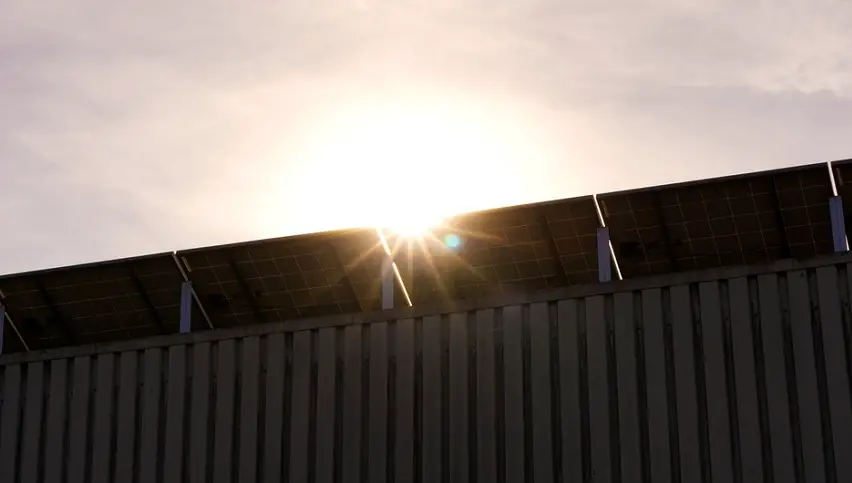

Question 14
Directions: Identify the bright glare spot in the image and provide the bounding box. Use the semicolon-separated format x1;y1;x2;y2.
264;96;540;235
444;233;463;250
389;216;442;237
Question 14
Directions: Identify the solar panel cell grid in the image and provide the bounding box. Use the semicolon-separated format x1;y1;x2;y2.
0;279;64;342
0;254;183;350
543;199;600;282
177;230;386;328
600;165;834;277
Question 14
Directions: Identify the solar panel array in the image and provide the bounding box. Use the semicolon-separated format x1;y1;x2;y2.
598;163;835;277
0;161;844;354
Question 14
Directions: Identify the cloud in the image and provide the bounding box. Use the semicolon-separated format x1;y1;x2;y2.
1;0;851;272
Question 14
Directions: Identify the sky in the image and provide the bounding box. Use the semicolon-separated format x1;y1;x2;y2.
2;0;851;274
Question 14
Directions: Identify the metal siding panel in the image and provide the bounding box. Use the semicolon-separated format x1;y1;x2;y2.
728;277;764;483
503;306;525;483
66;356;91;483
263;334;287;483
817;266;852;481
239;337;260;481
448;312;469;483
369;322;389;483
289;331;312;483
557;300;583;483
698;281;734;483
670;284;702;483
342;324;363;483
139;348;164;483
614;292;642;483
12;255;852;483
641;288;671;483
529;303;554;483
164;346;187;483
189;343;212;483
757;274;796;483
476;309;498;483
0;364;22;482
19;361;44;483
787;270;826;483
91;355;115;483
43;359;68;483
422;315;443;483
239;337;260;483
213;340;236;483
395;319;415;483
115;351;139;483
586;295;612;483
315;328;337;483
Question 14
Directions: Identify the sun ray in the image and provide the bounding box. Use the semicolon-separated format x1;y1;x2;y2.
375;228;413;307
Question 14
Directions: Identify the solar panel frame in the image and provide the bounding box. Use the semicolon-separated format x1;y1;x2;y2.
176;228;391;328
0;252;185;351
599;163;835;277
388;195;602;305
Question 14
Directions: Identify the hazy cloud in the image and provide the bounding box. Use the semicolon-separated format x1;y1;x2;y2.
2;0;851;272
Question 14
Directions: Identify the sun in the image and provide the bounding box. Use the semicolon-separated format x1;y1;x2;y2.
259;95;538;237
379;190;448;238
385;217;441;237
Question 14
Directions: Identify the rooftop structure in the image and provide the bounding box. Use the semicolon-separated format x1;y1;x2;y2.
1;159;849;353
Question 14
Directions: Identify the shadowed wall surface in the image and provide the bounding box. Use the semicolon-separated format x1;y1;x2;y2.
2;255;852;483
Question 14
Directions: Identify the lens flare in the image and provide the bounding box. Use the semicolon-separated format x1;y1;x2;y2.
444;233;462;250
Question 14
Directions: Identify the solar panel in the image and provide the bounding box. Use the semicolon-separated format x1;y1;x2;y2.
176;228;393;328
598;163;834;277
388;196;603;305
0;253;185;352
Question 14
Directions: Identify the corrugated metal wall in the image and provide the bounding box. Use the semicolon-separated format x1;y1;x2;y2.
2;262;852;482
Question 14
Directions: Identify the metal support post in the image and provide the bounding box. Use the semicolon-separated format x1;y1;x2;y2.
597;227;612;282
180;282;193;334
830;196;848;252
172;253;214;329
382;256;394;310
